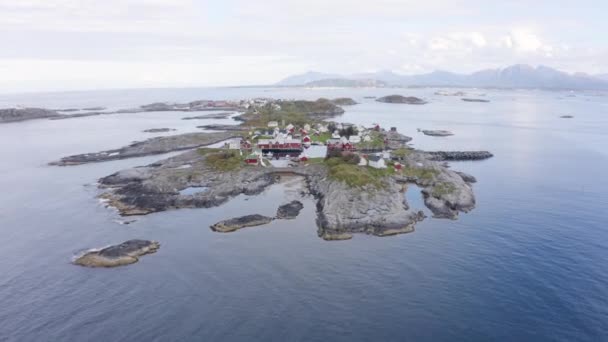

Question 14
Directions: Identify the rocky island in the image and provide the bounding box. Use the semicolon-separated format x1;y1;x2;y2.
74;240;160;267
376;95;427;105
462;98;490;103
420;129;454;137
0;108;59;123
51;96;492;243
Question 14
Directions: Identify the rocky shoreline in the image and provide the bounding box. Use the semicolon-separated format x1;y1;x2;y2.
92;143;483;239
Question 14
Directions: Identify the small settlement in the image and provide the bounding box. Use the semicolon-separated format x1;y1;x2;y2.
224;116;408;172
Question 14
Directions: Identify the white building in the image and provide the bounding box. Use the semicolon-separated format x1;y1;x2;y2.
368;154;387;169
332;131;341;139
349;135;361;143
268;121;279;128
304;124;311;131
228;138;241;150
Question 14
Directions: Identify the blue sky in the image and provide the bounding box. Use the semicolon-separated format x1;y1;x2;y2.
0;0;607;92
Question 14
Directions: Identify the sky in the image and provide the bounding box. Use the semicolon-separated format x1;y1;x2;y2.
1;0;607;92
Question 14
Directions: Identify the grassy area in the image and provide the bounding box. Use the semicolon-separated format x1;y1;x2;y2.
392;148;413;159
325;154;393;188
431;182;456;197
401;166;438;181
203;150;243;171
357;131;385;150
312;131;332;143
241;99;341;127
305;157;326;165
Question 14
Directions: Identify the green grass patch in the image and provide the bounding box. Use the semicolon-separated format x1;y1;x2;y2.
312;132;332;143
325;155;393;188
431;182;456;197
392;148;413;159
401;166;439;181
357;131;385;149
204;150;243;171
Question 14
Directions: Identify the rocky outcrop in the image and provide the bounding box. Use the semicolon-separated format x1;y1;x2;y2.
0;108;59;123
182;112;233;120
383;130;413;149
376;95;427;105
307;168;426;239
560;115;574;119
50;131;240;166
421;130;454;137
276;200;304;219
462;98;490;103
425;151;493;161
142;128;176;133
210;214;274;232
97;149;277;215
74;240;160;267
331;98;358;106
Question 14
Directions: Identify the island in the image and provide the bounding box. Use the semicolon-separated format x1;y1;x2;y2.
0;108;59;123
52;96;492;242
420;129;454;137
462;98;490;103
376;95;427;105
74;240;160;267
142;128;176;133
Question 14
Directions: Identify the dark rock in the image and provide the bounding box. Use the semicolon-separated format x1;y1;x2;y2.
74;239;160;267
276;200;304;219
421;129;454;137
560;115;574;119
425;151;493;161
210;214;274;233
376;95;427;105
462;98;490;103
142;128;176;133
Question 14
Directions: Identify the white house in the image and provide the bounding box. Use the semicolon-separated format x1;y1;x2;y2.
303;123;311;131
368;154;387;169
349;135;361;143
268;121;279;128
286;123;295;131
228;138;241;150
332;131;341;139
363;135;372;142
318;124;329;133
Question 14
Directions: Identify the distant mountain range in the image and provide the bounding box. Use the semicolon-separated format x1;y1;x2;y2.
277;65;608;90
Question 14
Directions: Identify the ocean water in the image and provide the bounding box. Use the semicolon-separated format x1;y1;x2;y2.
0;87;607;341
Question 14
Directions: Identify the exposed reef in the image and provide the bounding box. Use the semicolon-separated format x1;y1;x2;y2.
376;95;427;105
143;128;176;133
210;214;274;233
276;200;304;219
74;240;160;267
421;130;454;137
462;98;490;103
424;151;494;161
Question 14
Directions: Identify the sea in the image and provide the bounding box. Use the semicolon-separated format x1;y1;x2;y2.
0;87;606;342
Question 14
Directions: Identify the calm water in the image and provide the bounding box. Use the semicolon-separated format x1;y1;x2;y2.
0;87;607;341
